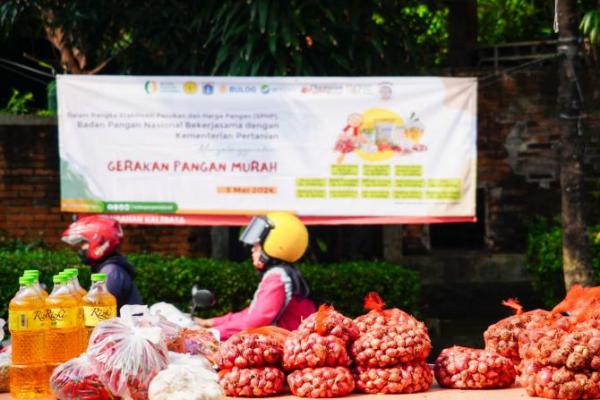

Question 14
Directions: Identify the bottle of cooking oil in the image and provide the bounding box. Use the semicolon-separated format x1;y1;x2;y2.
45;274;82;368
23;270;48;298
9;276;50;399
82;273;117;346
65;268;87;298
62;270;87;352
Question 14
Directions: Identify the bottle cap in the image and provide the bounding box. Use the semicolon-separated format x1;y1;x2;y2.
91;273;107;282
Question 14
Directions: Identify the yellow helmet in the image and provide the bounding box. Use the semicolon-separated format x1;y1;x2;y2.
239;211;308;263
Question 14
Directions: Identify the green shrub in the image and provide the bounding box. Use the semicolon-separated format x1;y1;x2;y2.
0;249;421;321
526;217;600;308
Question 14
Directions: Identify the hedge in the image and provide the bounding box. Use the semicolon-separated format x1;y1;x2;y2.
0;249;421;321
526;217;600;308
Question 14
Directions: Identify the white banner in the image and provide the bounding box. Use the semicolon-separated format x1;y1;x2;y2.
57;75;477;224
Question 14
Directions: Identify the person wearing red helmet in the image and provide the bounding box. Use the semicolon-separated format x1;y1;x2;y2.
62;216;142;311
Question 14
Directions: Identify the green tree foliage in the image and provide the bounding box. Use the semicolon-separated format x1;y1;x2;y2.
527;218;600;308
0;0;449;76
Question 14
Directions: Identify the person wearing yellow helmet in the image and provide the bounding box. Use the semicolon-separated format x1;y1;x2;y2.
195;211;316;339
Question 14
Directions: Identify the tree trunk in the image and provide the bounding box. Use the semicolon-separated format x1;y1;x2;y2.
557;0;595;289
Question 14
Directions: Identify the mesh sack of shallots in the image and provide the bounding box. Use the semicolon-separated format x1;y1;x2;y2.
219;367;285;397
353;292;418;333
297;305;359;344
521;360;600;400
351;322;431;368
483;298;552;365
354;361;433;394
519;322;600;370
283;331;351;370
217;326;289;369
287;367;355;398
351;293;431;368
434;346;517;389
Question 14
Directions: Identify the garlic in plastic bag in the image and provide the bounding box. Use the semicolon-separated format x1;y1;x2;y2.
149;365;224;400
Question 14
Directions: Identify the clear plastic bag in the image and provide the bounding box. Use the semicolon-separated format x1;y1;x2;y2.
150;302;196;328
178;327;220;363
0;352;9;393
130;306;184;353
168;352;217;381
149;365;225;400
87;305;170;400
50;354;113;400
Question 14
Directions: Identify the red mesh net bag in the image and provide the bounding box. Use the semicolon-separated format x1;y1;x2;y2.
484;298;551;365
297;305;359;344
219;366;285;397
287;367;355;398
521;360;600;400
217;326;289;369
517;286;600;398
353;292;417;333
351;322;431;367
283;331;350;370
434;346;517;389
354;361;433;394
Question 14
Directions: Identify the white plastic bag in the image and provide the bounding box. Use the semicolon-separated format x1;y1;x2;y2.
148;365;224;400
133;305;184;352
168;352;217;381
87;305;169;400
150;302;196;328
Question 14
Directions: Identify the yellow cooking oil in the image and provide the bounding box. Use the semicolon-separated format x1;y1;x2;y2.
23;270;48;299
45;274;82;364
82;273;117;346
63;270;87;352
9;276;50;399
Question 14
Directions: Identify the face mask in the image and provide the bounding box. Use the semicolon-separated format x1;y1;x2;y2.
77;249;93;265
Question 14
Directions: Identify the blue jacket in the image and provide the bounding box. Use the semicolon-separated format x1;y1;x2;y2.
92;254;143;312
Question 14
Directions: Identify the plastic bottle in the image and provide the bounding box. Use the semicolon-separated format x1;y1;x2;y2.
62;270;86;352
82;273;117;346
45;274;82;368
22;270;48;299
65;268;87;298
9;276;50;399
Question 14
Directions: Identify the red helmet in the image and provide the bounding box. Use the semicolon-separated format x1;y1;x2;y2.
61;216;123;260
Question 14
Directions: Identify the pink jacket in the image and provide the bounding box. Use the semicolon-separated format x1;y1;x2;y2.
212;267;316;340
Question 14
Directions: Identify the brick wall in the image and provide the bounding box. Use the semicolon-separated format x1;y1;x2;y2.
0;65;598;257
0;119;211;256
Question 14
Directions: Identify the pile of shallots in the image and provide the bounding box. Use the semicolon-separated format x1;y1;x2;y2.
217;327;289;397
351;292;433;394
518;286;600;399
284;305;359;398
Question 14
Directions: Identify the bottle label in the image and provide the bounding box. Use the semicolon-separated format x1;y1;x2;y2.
48;307;79;328
84;306;117;327
8;310;47;331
